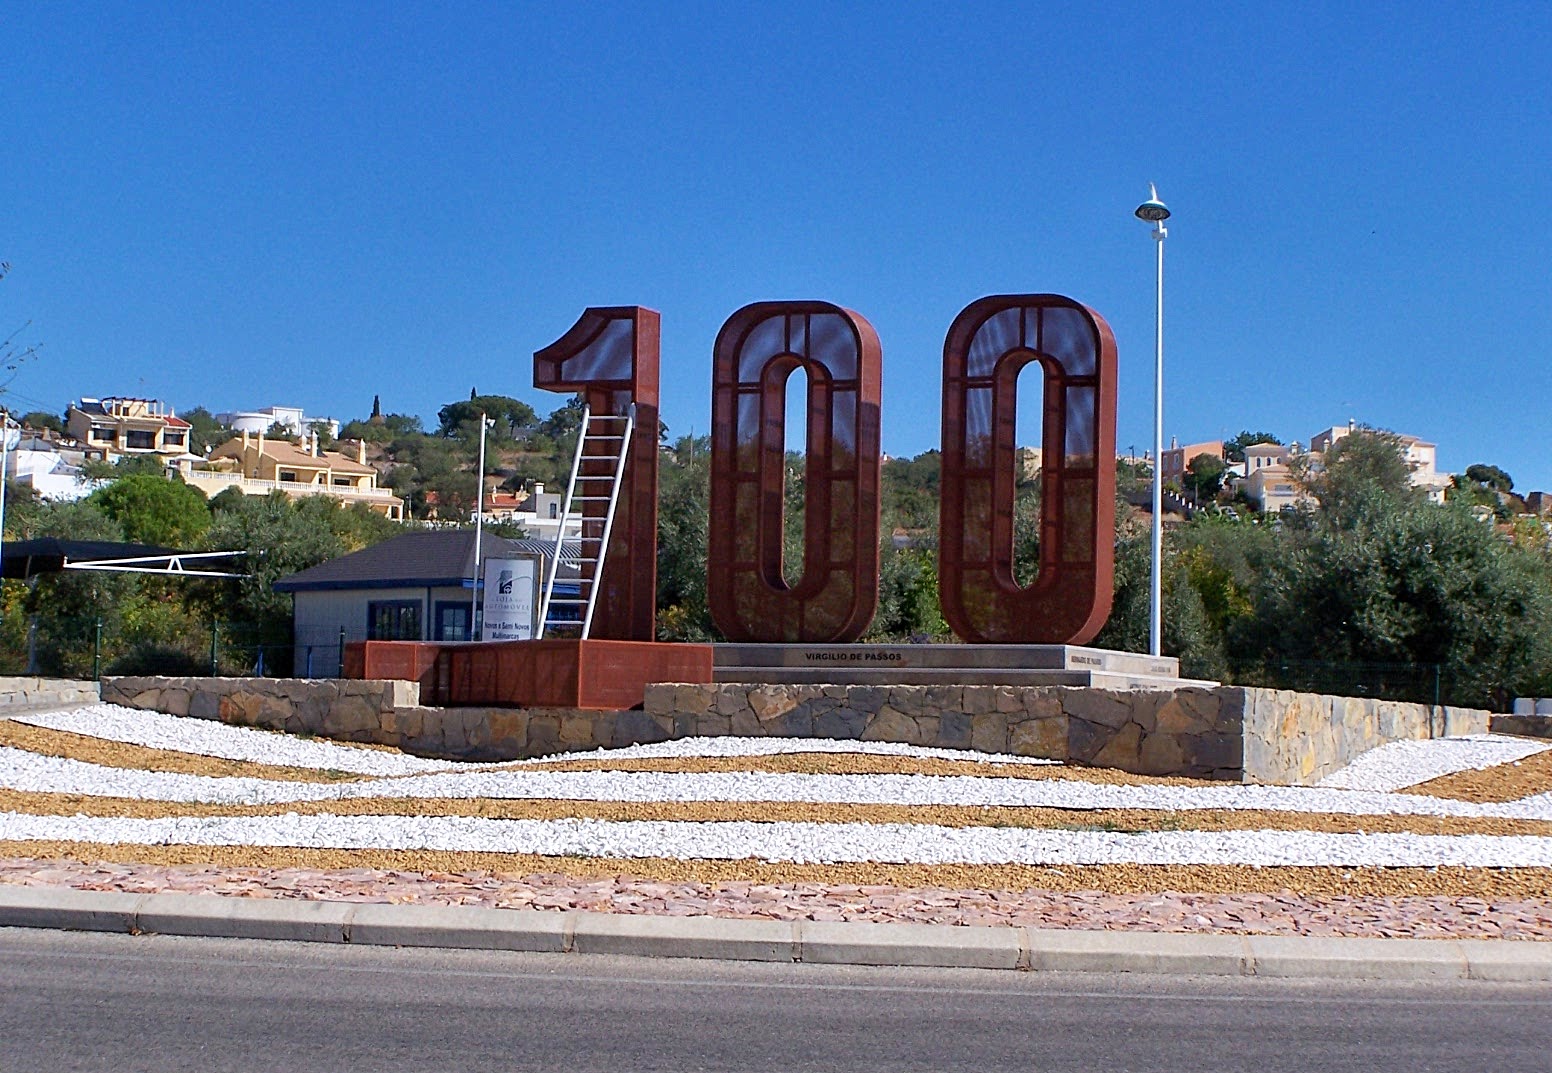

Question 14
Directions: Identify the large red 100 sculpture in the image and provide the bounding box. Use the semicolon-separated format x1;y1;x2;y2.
534;293;1116;647
707;302;883;643
939;295;1118;645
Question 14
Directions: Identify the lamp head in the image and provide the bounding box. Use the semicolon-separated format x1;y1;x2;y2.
1135;182;1171;223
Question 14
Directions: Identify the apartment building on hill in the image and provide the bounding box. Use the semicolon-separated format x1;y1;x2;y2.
65;397;191;457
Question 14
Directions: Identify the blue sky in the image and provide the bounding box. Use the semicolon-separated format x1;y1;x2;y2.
6;3;1551;488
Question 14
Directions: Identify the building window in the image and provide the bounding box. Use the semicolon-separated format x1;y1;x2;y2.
124;430;156;450
279;470;298;482
434;602;471;641
333;478;351;486
367;600;420;641
549;503;558;519
91;426;116;442
165;432;185;447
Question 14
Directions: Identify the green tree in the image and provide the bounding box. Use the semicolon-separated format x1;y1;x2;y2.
1239;502;1552;708
180;406;229;454
437;395;538;440
87;474;211;547
18;410;61;434
1464;463;1513;493
655;435;719;641
1223;430;1283;463
1294;428;1419;529
1182;453;1228;502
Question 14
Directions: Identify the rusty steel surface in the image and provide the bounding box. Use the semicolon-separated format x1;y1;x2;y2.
707;302;883;643
533;306;661;641
939;295;1117;644
348;639;712;710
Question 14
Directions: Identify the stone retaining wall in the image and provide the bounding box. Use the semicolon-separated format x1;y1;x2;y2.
100;675;1490;785
0;677;101;712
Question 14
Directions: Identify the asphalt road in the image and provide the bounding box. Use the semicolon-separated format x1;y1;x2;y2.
3;928;1550;1073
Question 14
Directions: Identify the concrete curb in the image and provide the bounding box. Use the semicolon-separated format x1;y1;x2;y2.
3;885;1550;982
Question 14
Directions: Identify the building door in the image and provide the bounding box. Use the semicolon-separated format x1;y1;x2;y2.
434;602;471;642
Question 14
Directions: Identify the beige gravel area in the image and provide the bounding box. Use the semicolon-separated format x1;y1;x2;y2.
6;788;1552;838
1403;746;1552;802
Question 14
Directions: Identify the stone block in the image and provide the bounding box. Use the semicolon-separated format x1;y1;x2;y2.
1090;721;1144;770
673;683;713;715
715;689;752;719
142;893;354;944
970;713;1007;753
961;688;995;716
189;690;219;720
1010;715;1065;759
614;708;671;747
992;687;1022;714
799;920;1022;970
575;911;797;963
1186;731;1241;771
937;711;972;749
1027;928;1250;976
557;713;596;747
1136;730;1186;775
919;685;961;712
750;687;796;721
730;708;764;736
348;903;570;953
1063;689;1135;730
847;686;886;712
0;884;143;934
1244;935;1466;980
814;707;866;739
863;706;918;744
1065;717;1108;764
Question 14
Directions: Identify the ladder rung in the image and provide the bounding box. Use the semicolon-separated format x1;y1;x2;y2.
588;415;630;422
574;496;612;502
546;597;587;605
579;455;619;461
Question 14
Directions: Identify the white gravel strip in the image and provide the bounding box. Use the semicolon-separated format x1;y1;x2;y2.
518;736;1058;766
3;811;1552;868
7;745;1552;821
1316;734;1552;792
7;705;461;777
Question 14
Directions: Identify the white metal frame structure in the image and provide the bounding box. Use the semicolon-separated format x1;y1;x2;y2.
535;404;634;639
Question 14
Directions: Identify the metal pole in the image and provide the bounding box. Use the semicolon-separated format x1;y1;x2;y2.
0;410;12;582
470;413;491;641
209;622;219;676
93;619;102;680
1135;185;1171;659
1149;220;1166;657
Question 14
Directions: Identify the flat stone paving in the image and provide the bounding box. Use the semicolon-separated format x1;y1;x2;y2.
3;859;1549;941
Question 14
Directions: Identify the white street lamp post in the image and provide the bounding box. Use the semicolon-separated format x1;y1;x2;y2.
470;413;495;640
1135;183;1170;658
0;411;16;579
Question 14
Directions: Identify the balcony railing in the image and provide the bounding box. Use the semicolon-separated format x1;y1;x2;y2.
182;470;399;505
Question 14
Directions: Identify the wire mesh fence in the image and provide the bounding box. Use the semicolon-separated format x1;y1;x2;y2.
1227;659;1454;708
0;615;372;681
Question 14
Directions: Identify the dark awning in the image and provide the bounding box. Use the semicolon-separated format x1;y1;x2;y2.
0;538;245;580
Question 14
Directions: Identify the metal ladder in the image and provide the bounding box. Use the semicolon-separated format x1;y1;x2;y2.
535;404;634;639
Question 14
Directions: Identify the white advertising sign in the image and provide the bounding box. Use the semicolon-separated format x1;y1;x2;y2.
480;557;537;641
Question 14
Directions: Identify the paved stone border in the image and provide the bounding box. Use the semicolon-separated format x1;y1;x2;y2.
3;886;1549;982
